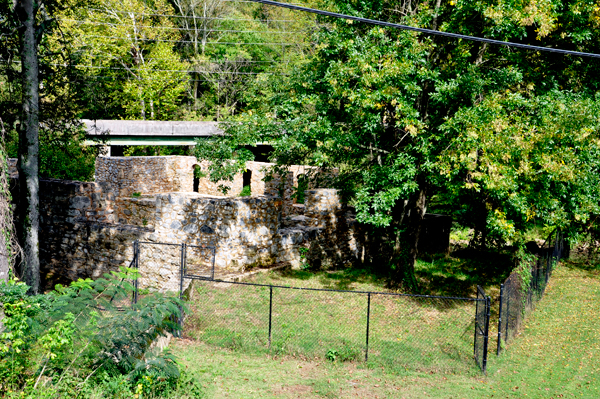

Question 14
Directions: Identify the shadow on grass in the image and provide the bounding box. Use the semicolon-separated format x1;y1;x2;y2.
267;266;390;292
558;258;600;278
415;249;515;297
257;248;516;299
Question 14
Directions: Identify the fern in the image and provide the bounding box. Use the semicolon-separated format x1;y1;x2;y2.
0;268;185;396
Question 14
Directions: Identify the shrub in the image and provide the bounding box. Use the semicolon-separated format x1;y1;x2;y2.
0;268;187;397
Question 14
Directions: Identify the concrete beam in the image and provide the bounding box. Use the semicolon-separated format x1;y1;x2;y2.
83;119;222;137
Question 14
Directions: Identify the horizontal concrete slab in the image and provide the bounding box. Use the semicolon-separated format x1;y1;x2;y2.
85;137;200;146
84;119;223;137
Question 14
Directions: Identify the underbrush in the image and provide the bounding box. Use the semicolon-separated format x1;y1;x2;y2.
0;268;203;398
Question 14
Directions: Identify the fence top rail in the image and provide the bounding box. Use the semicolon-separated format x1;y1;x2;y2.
197;277;482;301
187;244;217;250
540;228;558;251
137;241;182;247
137;241;216;250
477;285;486;298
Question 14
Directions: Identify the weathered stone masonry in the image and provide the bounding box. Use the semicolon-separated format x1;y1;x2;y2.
10;156;362;291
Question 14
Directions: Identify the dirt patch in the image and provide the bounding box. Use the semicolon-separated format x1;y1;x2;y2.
271;384;313;396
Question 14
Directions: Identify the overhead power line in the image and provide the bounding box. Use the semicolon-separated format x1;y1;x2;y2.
70;53;291;64
8;60;284;75
78;34;299;46
247;0;600;59
58;18;305;34
72;64;282;74
85;8;297;23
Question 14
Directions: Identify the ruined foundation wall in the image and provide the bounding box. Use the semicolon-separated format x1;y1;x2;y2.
149;193;282;271
115;197;157;227
41;221;149;288
10;155;364;292
95;156;197;197
39;179;117;224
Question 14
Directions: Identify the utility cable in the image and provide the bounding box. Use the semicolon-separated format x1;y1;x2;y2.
85;8;297;23
57;18;305;34
78;34;299;46
247;0;600;59
8;60;284;75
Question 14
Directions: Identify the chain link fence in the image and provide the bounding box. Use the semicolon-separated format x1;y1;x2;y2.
131;240;490;374
497;230;566;354
185;280;488;374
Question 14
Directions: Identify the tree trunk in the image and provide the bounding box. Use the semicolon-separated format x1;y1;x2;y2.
16;0;41;294
390;186;427;290
0;236;8;284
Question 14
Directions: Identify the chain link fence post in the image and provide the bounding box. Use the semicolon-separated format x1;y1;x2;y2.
268;285;273;351
177;243;187;335
483;295;491;373
365;292;371;362
497;284;504;355
133;240;139;305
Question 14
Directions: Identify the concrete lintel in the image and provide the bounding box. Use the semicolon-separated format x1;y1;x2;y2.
83;119;222;137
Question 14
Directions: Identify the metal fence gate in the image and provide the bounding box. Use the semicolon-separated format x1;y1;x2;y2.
474;285;491;373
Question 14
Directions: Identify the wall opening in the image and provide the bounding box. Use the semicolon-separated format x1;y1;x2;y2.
193;165;200;192
295;174;308;203
241;170;252;196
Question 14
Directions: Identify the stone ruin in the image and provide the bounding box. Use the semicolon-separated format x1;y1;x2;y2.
9;156;364;292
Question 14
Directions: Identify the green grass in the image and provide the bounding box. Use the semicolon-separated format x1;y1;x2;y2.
240;185;251;197
415;249;514;298
171;263;600;398
184;268;480;376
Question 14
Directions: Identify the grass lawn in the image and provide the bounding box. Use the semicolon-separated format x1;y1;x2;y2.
170;263;599;398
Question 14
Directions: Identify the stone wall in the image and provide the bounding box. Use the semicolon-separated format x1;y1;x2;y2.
32;181;359;290
94;157;330;217
149;193;282;271
11;155;363;292
95;156;197;197
41;221;149;288
39;179;117;224
7;158;18;178
115;197;157;227
304;189;342;227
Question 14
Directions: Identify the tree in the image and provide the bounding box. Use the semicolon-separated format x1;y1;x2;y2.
0;0;44;293
196;0;600;288
1;0;101;292
170;0;317;119
1;121;14;284
58;0;190;120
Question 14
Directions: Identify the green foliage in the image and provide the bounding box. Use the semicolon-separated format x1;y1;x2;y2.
123;145;193;157
1;0;104;183
0;269;186;397
196;0;600;284
326;344;360;362
194;136;255;194
239;185;252;197
325;348;338;361
39;124;101;182
439;91;600;246
0;127;15;280
515;248;536;300
293;175;308;204
50;0;317;121
298;246;310;270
